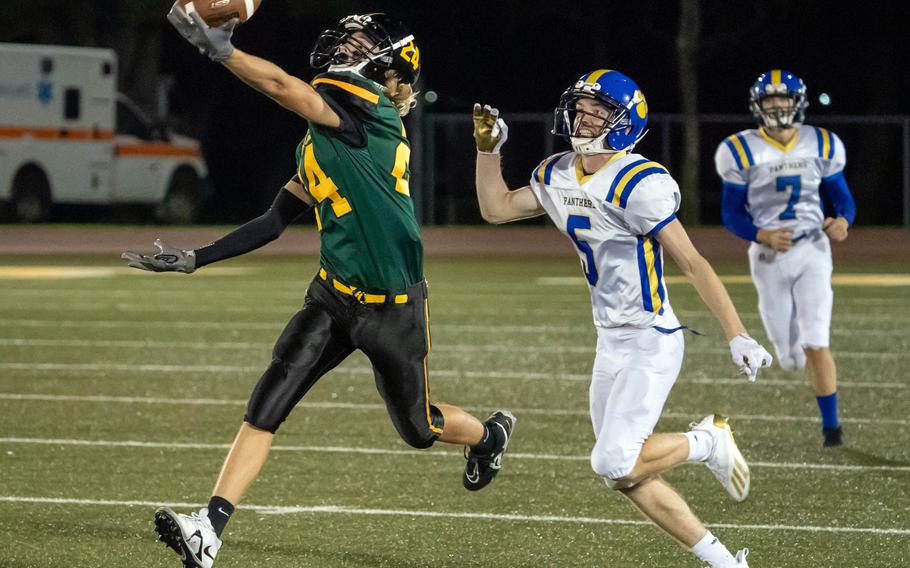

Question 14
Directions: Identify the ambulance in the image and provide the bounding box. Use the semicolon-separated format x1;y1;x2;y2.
0;43;208;223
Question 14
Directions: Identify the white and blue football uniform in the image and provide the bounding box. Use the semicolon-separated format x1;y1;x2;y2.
715;125;854;370
529;150;686;483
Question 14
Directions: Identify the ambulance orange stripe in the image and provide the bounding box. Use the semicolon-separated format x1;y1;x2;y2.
0;126;114;140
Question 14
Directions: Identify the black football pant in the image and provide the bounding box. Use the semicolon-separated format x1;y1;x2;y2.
244;270;445;448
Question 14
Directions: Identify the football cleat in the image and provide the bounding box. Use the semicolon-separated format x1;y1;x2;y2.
689;414;751;502
154;507;222;568
823;426;843;448
704;548;749;568
463;410;516;491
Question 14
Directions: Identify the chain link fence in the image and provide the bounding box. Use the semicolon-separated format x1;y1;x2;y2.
410;113;910;227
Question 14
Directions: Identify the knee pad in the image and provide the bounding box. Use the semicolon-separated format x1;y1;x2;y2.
391;404;443;449
244;359;292;434
778;350;806;371
603;476;640;491
591;444;636;484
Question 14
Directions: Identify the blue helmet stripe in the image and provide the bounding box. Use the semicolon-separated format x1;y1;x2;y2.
618;167;668;209
724;139;745;170
735;134;755;167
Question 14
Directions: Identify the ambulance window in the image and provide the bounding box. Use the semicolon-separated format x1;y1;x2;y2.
64;88;81;120
41;58;53;74
116;101;152;140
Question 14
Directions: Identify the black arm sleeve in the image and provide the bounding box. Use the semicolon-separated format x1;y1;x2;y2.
193;188;311;268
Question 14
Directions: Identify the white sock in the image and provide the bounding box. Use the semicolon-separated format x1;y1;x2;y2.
685;431;714;462
691;531;737;566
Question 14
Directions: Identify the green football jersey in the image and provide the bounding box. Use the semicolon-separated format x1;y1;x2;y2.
296;71;422;292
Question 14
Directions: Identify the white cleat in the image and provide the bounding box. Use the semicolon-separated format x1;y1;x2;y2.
689;414;750;502
154;507;222;568
705;548;749;568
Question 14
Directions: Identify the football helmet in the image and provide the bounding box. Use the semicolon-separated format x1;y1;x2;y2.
553;69;649;154
310;13;421;85
749;69;808;129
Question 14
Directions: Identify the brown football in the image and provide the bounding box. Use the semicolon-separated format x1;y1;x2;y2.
180;0;262;26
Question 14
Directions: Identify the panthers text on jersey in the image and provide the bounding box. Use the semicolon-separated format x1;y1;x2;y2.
714;125;846;236
529;151;681;329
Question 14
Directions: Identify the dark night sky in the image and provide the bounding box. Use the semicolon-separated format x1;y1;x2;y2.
4;1;909;223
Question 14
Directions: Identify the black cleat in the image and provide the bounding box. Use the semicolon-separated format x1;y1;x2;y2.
823;426;843;447
463;410;516;491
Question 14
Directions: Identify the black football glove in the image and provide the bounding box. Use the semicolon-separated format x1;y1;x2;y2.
121;238;196;273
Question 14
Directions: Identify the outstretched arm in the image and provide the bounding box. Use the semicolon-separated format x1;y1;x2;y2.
167;1;339;127
193;178;313;267
222;49;341;127
122;178;312;273
656;218;772;379
473;104;545;223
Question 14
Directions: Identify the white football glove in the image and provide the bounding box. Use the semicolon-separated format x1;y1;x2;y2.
167;1;237;62
121;238;196;274
472;104;509;154
729;334;773;382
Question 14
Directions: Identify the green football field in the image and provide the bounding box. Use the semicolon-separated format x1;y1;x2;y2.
0;252;908;567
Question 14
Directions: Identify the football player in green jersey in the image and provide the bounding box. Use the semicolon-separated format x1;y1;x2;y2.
124;9;515;568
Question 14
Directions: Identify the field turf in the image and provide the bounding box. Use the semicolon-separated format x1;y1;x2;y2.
0;252;908;567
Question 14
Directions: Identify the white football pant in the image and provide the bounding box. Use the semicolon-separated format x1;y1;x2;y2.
589;326;684;486
748;234;833;371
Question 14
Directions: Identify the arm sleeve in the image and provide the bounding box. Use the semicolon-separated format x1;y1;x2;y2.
819;171;856;225
721;182;759;242
193;188;311;268
623;173;681;236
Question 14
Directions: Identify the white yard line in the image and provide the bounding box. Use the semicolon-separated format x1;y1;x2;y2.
1;437;909;474
2;318;908;337
0;337;901;360
2;302;908;323
1;495;907;535
0;362;904;389
2;393;908;426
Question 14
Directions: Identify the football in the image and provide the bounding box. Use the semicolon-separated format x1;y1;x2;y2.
180;0;262;27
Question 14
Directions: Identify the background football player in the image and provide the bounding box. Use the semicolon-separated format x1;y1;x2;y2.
123;8;515;568
715;70;856;448
473;69;771;568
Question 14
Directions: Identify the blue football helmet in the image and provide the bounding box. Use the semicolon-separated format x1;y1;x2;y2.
553;69;649;154
749;69;808;129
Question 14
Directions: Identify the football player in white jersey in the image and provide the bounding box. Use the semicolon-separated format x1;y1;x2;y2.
473;69;772;568
715;70;856;448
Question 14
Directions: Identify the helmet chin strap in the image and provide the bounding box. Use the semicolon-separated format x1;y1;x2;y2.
570;132;616;155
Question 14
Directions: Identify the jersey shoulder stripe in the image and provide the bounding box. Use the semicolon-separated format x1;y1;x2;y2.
606;158;669;208
534;152;570;185
723;133;755;170
814;127;835;159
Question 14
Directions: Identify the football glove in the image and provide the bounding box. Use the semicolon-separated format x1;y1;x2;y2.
729;334;773;382
167;1;237;62
122;238;196;274
473;104;509;154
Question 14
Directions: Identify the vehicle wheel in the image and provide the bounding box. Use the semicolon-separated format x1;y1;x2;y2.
157;168;201;224
11;167;52;223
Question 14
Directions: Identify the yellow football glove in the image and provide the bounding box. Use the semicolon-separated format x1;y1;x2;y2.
473;103;509;154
